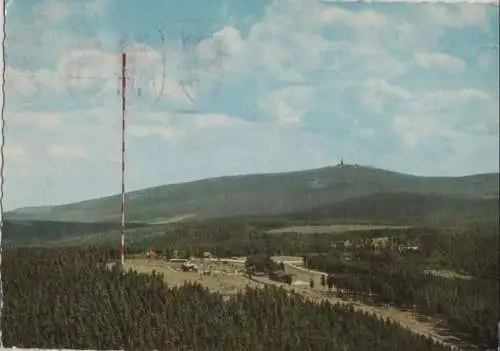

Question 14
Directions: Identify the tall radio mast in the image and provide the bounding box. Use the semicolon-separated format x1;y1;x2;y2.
120;52;127;268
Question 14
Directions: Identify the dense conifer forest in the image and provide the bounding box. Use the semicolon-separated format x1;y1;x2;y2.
1;216;498;350
118;220;434;257
122;221;498;349
2;246;456;350
303;228;499;349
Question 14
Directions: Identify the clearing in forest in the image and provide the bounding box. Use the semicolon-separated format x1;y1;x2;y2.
424;269;474;280
280;262;471;351
122;258;471;350
270;256;304;263
123;258;259;295
265;224;411;234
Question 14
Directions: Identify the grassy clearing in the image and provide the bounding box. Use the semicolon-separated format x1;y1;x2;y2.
146;214;196;225
123;258;258;295
271;256;303;263
121;258;463;350
424;269;474;280
265;224;411;234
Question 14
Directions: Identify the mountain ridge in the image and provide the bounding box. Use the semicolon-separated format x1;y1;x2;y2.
5;165;499;223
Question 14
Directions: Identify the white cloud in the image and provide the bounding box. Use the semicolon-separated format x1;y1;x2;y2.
392;115;442;148
351;129;376;141
325;41;408;78
194;113;245;128
36;114;63;129
391;113;493;154
29;42;195;106
6;107;120;170
258;85;316;125
422;88;490;104
476;49;496;70
30;114;62;130
128;124;182;140
319;8;387;27
32;0;110;22
57;49;119;83
55;37;233;108
8;111;63;131
7;67;61;98
362;79;412;100
14;2;482;116
6;107;248;175
425;4;491;29
5;146;25;158
49;145;88;159
192;3;395;86
33;0;75;22
358;79;412;113
402;88;493;124
84;0;110;17
197;26;245;62
414;52;466;71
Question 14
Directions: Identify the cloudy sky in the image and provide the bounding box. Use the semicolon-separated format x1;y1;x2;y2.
1;0;499;210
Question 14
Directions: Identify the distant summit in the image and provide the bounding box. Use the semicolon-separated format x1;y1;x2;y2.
5;165;499;223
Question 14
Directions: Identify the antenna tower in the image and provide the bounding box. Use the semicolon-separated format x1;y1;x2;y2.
120;52;126;268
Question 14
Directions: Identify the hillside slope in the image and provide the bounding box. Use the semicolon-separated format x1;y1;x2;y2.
2;220;146;247
288;192;500;225
6;192;498;248
5;165;499;223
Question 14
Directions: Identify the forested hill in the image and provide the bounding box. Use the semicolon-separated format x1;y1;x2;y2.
288;192;500;225
1;220;146;247
5;165;499;223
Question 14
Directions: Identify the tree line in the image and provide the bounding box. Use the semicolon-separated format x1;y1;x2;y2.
119;220;434;258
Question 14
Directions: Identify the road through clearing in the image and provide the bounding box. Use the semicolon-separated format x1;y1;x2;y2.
121;258;472;350
284;261;478;350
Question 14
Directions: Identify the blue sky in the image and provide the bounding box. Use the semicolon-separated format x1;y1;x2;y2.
1;0;499;210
